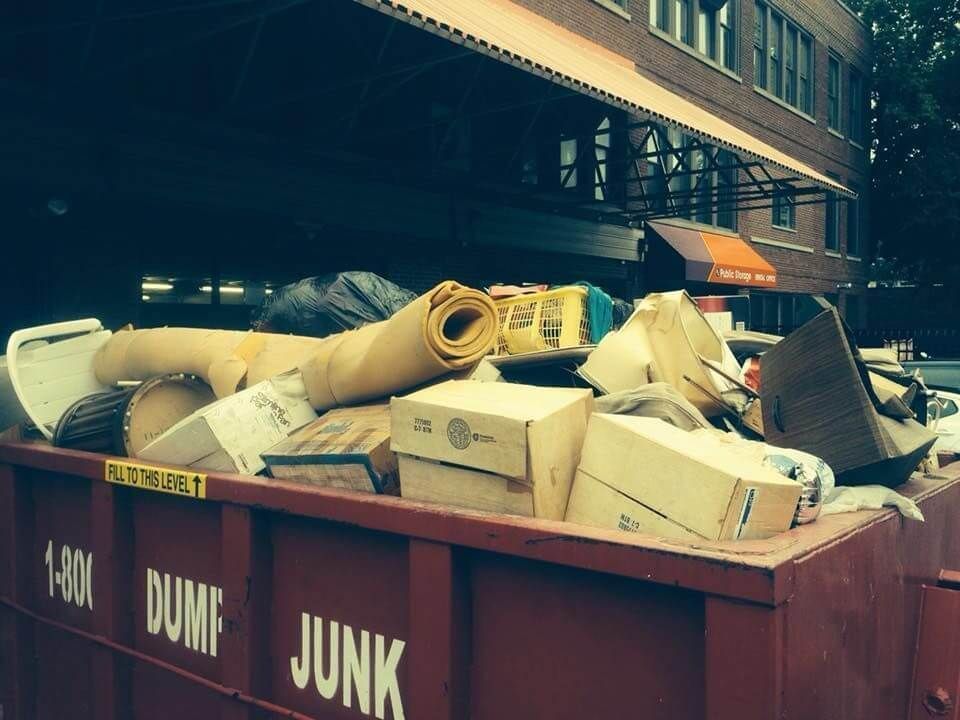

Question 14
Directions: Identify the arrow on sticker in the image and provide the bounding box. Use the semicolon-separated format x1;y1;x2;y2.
192;475;202;497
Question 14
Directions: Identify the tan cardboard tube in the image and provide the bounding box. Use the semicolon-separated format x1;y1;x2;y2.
94;281;498;410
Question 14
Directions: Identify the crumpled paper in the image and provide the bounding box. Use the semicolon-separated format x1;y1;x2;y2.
821;485;924;521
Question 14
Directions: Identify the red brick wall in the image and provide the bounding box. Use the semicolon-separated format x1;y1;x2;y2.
511;0;872;308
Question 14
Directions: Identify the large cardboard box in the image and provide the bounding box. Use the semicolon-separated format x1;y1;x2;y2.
262;404;398;494
391;380;593;519
137;371;317;475
565;414;801;541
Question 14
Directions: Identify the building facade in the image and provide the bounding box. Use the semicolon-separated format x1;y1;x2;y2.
509;0;872;330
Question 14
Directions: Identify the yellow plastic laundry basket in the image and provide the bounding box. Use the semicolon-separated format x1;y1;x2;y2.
493;286;590;355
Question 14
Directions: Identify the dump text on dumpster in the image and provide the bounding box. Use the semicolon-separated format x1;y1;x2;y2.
146;568;222;657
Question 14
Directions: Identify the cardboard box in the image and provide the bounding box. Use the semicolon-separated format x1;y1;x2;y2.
398;455;533;516
262;404;398;494
565;414;801;541
137;371;317;475
391;380;593;519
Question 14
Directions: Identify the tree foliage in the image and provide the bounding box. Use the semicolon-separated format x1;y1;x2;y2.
848;0;960;280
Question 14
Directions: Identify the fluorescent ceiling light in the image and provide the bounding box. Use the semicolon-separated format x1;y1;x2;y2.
200;285;244;295
265;288;274;295
142;295;150;302
142;281;173;291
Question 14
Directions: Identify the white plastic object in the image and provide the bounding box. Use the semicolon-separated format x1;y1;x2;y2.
6;319;112;439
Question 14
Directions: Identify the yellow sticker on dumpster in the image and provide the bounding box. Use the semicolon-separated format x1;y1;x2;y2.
104;460;206;499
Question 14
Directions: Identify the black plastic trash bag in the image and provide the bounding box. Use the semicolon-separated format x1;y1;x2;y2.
252;271;417;337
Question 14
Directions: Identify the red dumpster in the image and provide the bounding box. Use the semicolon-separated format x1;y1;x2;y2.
0;440;957;720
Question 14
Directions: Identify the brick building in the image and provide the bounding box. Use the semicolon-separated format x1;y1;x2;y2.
0;0;869;337
507;0;871;329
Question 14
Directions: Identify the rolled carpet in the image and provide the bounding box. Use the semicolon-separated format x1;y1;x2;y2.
94;281;498;410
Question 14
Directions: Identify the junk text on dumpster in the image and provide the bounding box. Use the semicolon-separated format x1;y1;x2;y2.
146;568;222;657
44;539;93;611
290;612;406;720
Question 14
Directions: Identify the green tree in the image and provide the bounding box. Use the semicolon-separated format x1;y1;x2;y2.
849;0;960;281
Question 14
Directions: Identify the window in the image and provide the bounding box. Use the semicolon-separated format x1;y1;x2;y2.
769;12;782;96
754;2;814;115
846;183;861;256
674;0;692;44
595;117;611;201
697;6;716;57
753;293;799;334
719;4;736;70
560;137;578;189
666;126;690;209
784;27;797;106
849;68;864;145
828;54;842;132
716;149;737;230
652;0;670;31
651;0;737;71
772;191;796;229
692;145;713;225
825;191;839;251
753;2;766;88
798;35;812;115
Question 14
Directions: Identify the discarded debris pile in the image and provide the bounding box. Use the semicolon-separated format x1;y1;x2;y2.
0;279;941;544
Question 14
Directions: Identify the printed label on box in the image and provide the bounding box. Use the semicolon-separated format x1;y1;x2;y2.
736;487;759;539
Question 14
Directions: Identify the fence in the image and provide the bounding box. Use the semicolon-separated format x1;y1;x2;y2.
749;326;960;362
853;328;960;362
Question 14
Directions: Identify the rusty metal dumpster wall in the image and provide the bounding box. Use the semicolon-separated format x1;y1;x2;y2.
0;441;957;719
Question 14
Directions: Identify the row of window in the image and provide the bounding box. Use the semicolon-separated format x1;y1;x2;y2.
650;0;738;72
550;115;861;256
645;0;867;142
771;185;861;257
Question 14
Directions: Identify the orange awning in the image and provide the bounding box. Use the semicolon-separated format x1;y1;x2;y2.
648;221;777;288
356;0;854;198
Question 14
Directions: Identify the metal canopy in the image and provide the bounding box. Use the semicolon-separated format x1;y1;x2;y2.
347;0;854;225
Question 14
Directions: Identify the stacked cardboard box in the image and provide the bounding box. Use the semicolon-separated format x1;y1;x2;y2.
391;380;593;519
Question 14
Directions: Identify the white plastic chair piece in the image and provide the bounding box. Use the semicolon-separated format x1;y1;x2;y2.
5;319;113;439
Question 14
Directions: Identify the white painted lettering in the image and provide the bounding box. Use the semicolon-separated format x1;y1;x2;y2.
315;617;339;701
291;612;311;690
145;568;221;657
343;625;370;715
210;586;222;658
163;573;183;643
290;611;405;718
374;634;406;720
146;568;162;635
184;580;208;654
